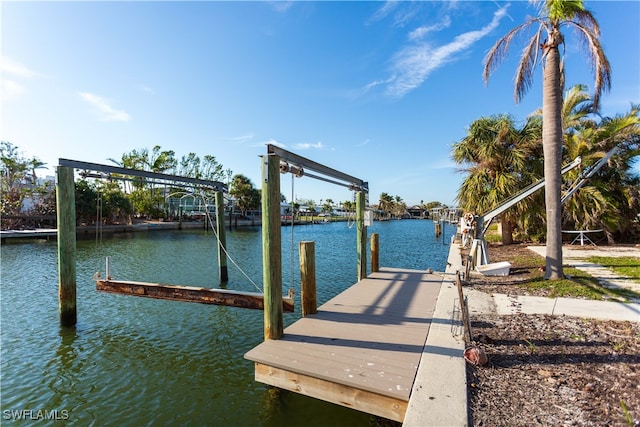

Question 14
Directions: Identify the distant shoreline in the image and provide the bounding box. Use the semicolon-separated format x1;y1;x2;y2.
1;220;222;242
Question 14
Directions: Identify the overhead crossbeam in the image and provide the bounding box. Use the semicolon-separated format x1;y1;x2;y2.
58;158;227;192
267;144;368;192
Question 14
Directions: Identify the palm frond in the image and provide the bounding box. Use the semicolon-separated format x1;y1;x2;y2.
513;27;545;103
483;19;539;84
569;21;611;109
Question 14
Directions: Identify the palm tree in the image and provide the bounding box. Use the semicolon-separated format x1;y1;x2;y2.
534;85;640;243
484;0;611;279
378;192;394;219
229;174;260;216
570;105;640;242
453;114;542;244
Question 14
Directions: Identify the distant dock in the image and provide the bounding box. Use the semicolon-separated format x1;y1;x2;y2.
1;229;58;241
1;221;214;242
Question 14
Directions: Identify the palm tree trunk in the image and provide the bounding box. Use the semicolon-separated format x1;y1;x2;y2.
542;40;565;280
499;214;513;245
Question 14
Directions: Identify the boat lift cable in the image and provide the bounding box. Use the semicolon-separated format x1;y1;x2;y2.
93;191;105;279
199;193;263;294
289;173;296;294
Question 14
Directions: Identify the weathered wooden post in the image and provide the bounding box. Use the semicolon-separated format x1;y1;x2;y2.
356;191;367;281
56;166;77;326
215;191;228;284
299;241;317;316
370;233;379;273
261;154;283;340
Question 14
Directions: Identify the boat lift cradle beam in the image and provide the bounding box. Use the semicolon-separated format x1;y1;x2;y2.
472;146;622;266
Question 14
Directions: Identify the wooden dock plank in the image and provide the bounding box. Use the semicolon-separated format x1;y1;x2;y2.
245;267;441;420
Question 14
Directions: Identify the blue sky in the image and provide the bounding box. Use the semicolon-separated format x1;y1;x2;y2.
2;1;638;207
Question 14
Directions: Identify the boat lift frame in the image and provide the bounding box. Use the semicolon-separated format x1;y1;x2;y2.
261;144;369;340
470;145;621;267
56;158;235;326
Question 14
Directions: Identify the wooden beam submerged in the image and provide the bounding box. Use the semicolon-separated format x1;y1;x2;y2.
96;280;294;312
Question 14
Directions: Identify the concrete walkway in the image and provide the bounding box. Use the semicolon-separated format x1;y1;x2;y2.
403;242;468;426
528;245;640;302
403;242;640;426
467;245;640;322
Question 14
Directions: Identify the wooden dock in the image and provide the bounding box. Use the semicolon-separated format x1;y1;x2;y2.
244;267;442;422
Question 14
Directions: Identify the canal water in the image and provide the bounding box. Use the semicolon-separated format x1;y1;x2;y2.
1;219;455;426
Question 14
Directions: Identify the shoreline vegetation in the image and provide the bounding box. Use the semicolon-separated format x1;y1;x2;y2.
0;215;435;242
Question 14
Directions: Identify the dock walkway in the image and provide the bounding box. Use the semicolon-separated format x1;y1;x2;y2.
244;267;443;422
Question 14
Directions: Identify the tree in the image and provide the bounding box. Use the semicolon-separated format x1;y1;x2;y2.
229;174;260;216
453;114;542;244
378;193;394;218
563;103;640;242
0;142;47;228
484;0;611;279
322;198;334;214
342;200;355;212
177;152;226;181
393;195;407;218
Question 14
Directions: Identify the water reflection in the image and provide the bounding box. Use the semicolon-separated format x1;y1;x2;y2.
1;220;454;426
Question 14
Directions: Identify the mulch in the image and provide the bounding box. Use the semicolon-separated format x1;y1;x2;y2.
465;243;640;426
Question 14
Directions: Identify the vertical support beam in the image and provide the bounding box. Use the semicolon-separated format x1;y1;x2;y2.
56;166;77;326
370;233;379;273
299;241;317;316
215;191;229;285
262;154;283;340
356;191;367;281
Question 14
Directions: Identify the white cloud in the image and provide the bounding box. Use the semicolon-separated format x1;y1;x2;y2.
1;79;26;100
358;75;396;98
1;56;38;78
1;56;40;101
408;16;451;41
226;133;255;144
137;84;155;94
294;141;326;150
368;1;399;24
268;1;294;13
79;92;131;122
386;5;509;98
257;138;286;148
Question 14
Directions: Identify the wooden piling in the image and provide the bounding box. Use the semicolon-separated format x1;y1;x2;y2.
215;191;228;284
370;233;379;273
262;154;283;340
435;222;441;237
56;166;77;326
299;241;317;316
356;191;367;281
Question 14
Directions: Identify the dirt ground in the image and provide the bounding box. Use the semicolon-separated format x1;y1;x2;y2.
465;244;640;427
